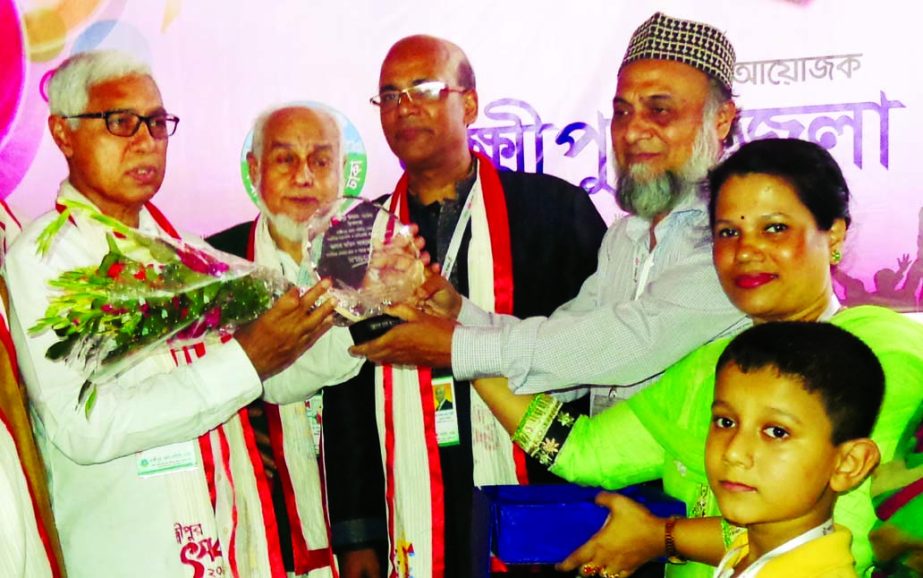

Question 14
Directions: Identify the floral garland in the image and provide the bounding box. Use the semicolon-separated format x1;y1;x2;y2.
30;199;285;416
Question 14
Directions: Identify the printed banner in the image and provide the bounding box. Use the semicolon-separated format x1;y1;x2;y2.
3;0;921;312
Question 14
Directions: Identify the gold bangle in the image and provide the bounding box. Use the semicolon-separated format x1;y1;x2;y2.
511;394;561;455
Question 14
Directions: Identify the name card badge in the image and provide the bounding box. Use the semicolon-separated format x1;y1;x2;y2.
305;393;323;454
137;440;198;478
432;374;460;447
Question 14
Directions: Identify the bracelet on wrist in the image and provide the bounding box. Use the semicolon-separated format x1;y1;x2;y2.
511;394;562;455
664;516;686;565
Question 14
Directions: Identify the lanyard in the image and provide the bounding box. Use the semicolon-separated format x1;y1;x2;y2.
633;252;655;300
714;519;834;578
439;176;480;281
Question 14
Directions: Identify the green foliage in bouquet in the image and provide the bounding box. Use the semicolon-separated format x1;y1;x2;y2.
29;199;280;416
32;234;272;361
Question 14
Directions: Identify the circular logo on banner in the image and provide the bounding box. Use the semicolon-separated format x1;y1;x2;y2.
239;102;367;207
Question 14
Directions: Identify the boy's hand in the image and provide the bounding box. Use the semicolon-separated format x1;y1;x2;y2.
557;492;665;578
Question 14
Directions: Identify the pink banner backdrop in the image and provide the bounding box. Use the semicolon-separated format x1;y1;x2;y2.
3;0;922;312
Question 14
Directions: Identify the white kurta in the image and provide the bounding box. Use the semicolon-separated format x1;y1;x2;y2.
5;184;278;578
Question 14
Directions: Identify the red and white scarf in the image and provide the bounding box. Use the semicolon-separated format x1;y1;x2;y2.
248;217;338;577
378;152;527;578
0;198;23;261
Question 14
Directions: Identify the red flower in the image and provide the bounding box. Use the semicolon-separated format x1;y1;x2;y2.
107;262;125;279
178;249;209;274
203;306;221;329
177;246;229;277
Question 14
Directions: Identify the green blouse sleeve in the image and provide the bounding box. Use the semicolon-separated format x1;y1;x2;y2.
547;339;731;489
626;340;729;481
550;400;665;489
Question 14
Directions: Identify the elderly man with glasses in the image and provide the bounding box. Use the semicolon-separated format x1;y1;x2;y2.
323;34;606;578
4;50;340;578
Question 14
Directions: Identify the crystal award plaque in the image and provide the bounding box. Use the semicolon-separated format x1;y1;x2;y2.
303;197;425;342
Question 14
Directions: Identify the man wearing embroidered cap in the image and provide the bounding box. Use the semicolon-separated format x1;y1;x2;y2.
358;13;748;418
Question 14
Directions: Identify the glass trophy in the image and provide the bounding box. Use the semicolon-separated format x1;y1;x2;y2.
302;197;425;343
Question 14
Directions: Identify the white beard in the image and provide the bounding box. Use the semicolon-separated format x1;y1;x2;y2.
259;202;308;245
251;176;308;245
615;116;721;219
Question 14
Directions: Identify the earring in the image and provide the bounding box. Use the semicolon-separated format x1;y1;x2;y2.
831;249;842;265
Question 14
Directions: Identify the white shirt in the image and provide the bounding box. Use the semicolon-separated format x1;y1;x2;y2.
5;184;267;577
452;193;750;403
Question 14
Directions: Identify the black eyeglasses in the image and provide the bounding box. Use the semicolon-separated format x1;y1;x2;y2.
370;81;467;109
61;110;180;139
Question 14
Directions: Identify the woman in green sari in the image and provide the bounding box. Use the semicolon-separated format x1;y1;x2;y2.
466;138;923;578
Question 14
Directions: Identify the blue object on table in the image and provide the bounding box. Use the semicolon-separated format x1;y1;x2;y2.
471;483;685;576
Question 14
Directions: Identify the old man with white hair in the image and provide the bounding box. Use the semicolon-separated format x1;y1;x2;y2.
208;103;364;578
5;50;345;578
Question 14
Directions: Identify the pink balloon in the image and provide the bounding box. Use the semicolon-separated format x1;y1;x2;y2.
0;0;25;149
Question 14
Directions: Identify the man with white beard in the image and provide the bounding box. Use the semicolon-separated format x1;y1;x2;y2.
208;104;363;578
354;12;751;414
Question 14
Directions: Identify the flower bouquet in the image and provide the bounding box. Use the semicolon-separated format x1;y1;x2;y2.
29;199;287;416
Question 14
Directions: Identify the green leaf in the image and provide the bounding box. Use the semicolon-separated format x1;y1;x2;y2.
105;233;123;256
81;383;97;420
35;209;71;256
46;337;76;360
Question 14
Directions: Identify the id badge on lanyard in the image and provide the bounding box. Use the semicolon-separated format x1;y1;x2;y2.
426;175;479;448
430;181;478;448
305;393;324;454
432;371;460;447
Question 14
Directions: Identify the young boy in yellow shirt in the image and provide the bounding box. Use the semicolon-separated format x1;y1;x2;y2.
707;322;884;578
